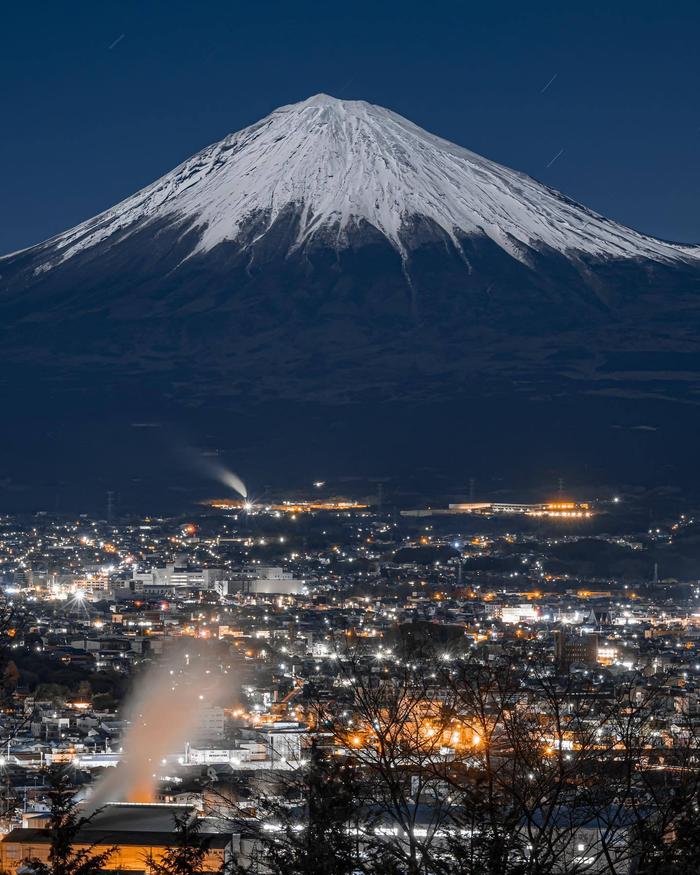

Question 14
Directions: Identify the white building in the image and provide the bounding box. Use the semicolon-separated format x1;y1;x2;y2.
132;555;225;592
180;723;306;770
194;704;226;742
216;566;306;597
499;603;540;624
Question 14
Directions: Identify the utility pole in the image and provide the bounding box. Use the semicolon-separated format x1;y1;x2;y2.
106;491;115;524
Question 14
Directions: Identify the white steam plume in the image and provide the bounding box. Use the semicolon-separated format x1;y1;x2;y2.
87;646;225;810
177;443;248;499
218;467;248;499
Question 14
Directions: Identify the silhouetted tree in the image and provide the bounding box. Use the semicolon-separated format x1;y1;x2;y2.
0;599;32;746
212;640;700;875
223;740;361;875
23;768;115;875
145;811;212;875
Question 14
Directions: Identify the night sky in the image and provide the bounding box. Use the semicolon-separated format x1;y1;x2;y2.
2;0;699;255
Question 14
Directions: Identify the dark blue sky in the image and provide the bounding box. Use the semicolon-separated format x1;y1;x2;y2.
2;0;698;253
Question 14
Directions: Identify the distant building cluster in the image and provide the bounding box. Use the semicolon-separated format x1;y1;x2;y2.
0;495;697;871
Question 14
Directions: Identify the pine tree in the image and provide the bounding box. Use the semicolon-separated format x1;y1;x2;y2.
232;740;361;875
23;768;115;875
145;811;212;875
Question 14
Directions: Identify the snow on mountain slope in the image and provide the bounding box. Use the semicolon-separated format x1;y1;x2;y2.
6;93;700;273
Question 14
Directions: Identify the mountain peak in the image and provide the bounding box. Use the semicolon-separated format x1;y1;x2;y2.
272;93;382;125
280;93;381;114
293;92;351;108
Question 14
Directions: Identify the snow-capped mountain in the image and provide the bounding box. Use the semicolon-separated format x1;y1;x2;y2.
2;94;700;504
6;93;699;276
1;93;700;411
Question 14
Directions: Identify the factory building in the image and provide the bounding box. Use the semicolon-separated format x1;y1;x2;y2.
0;804;234;873
131;555;225;592
402;501;593;518
216;566;306;597
449;501;593;518
181;723;306;769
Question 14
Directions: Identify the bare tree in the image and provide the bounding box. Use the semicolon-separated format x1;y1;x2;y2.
211;636;700;875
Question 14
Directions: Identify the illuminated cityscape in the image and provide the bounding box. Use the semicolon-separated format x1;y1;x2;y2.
0;492;697;870
2;1;700;872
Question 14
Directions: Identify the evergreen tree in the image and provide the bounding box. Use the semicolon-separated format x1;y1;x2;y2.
229;740;361;875
146;811;212;875
23;768;115;875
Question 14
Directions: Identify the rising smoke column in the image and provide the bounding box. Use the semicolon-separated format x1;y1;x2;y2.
88;645;224;809
176;443;248;499
217;466;247;499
